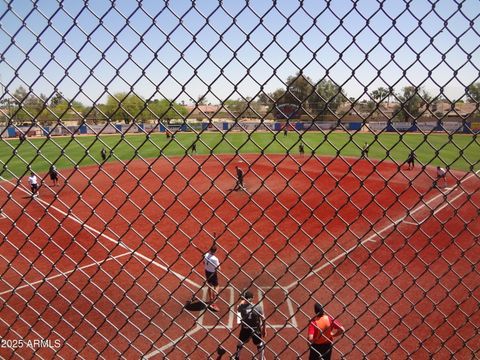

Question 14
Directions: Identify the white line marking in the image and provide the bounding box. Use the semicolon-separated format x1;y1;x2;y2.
256;287;297;330
257;289;264;314
0;176;202;290
404;189;467;225
0;252;131;296
402;221;419;226
292;170;479;287
291;192;446;286
192;324;295;330
269;324;298;329
197;287;235;330
192;325;233;330
286;297;298;329
142;326;202;359
197;287;208;327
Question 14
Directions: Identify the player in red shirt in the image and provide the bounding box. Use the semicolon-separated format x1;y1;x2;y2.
307;303;344;360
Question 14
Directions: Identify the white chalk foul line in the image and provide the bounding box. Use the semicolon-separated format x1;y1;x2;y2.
402;220;420;226
0;176;202;291
142;326;202;359
0;252;131;297
293;169;479;287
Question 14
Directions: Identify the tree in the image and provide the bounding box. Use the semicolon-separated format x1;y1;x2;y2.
224;98;260;118
310;79;347;116
361;99;376;113
255;88;286;118
265;73;317;118
256;92;271;106
102;94;187;123
149;99;188;120
83;105;108;124
0;95;15;124
52;99;85;122
10;86;51;123
12;86;28;104
50;91;64;107
196;94;208;105
270;88;286;104
370;86;392;104
283;73;316;108
104;93;148;123
393;86;432;122
467;83;480;103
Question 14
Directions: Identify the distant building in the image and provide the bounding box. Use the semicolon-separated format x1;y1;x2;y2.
431;101;478;118
185;105;222;118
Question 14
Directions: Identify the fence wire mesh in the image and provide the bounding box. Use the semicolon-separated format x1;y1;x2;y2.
0;0;479;359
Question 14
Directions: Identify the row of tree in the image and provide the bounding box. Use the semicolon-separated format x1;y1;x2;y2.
251;74;479;121
0;87;188;125
1;80;479;125
203;76;479;121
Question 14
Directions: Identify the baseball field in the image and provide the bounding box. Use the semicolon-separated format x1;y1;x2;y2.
0;130;478;358
0;131;478;177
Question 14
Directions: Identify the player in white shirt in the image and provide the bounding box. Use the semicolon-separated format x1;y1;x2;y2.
27;172;39;197
204;244;221;311
436;166;447;188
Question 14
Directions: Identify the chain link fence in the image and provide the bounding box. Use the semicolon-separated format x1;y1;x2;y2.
0;0;479;359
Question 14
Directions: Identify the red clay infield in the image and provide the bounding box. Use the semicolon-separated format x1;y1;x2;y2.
0;154;478;359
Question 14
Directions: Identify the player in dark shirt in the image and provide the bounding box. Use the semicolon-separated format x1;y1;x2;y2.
406;151;416;170
234;290;266;360
299;142;305;156
49;165;59;186
234;166;245;191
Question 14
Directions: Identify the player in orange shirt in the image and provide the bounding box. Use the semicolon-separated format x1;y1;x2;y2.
307;302;345;360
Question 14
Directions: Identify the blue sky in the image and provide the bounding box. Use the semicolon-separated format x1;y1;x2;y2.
0;0;479;105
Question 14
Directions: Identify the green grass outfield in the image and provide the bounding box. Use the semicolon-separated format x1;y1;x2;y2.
0;131;478;178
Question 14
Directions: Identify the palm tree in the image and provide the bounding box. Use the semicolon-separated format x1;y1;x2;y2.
370;86;392;104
